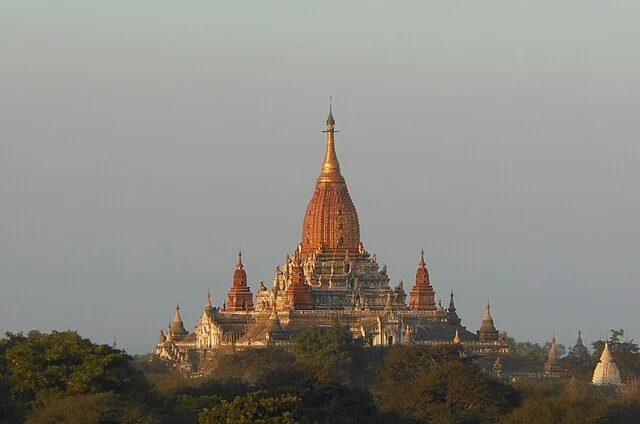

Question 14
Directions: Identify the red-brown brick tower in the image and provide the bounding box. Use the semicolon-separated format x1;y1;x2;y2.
226;250;254;311
409;248;436;311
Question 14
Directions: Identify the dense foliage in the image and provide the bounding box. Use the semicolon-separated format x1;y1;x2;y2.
0;330;157;423
2;327;639;423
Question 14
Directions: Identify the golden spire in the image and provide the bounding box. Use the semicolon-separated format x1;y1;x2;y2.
301;101;361;255
174;301;183;323
483;301;493;321
318;97;344;183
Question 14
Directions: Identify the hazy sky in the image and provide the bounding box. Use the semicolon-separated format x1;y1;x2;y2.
2;1;639;353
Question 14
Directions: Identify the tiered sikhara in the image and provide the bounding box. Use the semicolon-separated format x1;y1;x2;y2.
156;106;511;372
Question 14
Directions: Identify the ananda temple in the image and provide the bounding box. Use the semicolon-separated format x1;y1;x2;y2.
156;106;511;372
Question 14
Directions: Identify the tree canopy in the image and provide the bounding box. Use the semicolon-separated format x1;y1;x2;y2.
2;328;640;424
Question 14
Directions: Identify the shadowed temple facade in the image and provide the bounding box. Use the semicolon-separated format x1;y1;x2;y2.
156;106;511;372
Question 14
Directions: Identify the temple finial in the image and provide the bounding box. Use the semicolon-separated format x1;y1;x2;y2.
205;287;212;310
326;97;335;126
419;246;426;267
236;248;244;269
319;100;342;183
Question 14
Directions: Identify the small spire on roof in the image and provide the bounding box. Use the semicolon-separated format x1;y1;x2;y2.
483;301;492;320
448;290;456;309
236;249;243;269
544;333;562;373
174;301;182;321
327;96;335;126
205;288;212;311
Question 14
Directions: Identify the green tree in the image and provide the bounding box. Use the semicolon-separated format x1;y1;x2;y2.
513;341;546;361
291;323;356;382
25;393;161;424
0;330;159;422
373;345;518;423
210;347;295;385
501;379;616;424
199;391;303;424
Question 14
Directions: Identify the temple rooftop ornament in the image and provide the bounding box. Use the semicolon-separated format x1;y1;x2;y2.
171;302;188;336
285;250;314;310
570;330;590;363
409;247;436;311
447;290;461;325
477;302;499;342
205;288;212;311
453;328;461;344
226;250;255;311
592;342;623;386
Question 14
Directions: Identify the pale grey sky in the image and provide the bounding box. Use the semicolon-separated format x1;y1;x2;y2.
1;1;639;353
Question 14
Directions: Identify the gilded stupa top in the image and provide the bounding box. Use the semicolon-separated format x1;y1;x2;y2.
171;302;187;335
318;100;343;184
301;102;361;254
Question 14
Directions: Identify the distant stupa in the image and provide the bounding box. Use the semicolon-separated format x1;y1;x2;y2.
592;342;623;386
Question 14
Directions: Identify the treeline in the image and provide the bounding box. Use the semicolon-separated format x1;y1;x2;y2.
1;327;639;423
